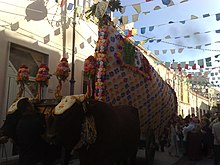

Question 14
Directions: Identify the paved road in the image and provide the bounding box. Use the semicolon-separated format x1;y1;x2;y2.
66;149;180;165
0;148;214;165
173;156;213;165
67;148;214;165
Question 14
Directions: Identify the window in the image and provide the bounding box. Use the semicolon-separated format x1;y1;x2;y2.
215;72;218;76
212;77;215;80
211;73;214;76
10;43;48;97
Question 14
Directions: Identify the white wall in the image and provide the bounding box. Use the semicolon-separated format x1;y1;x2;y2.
0;0;98;126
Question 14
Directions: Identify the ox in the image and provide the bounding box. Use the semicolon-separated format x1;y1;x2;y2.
0;97;61;165
46;95;141;165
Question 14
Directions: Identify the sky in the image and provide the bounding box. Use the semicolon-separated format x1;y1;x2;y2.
113;0;220;66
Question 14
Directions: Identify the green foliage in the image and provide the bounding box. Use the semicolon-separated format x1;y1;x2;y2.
108;0;123;12
123;40;135;66
85;0;122;25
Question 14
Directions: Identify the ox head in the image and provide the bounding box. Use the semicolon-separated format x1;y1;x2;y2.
0;97;34;144
45;95;96;151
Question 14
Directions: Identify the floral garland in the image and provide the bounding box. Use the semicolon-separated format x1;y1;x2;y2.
36;64;51;87
94;25;109;101
55;57;70;81
17;64;30;84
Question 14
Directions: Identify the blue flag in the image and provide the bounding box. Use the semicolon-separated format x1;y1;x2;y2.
216;13;220;21
67;3;74;10
141;27;146;34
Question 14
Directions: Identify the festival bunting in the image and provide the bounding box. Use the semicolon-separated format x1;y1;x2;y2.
178;48;184;53
180;62;185;68
132;3;141;13
192;64;196;70
206;57;212;67
67;3;73;10
162;50;167;54
161;55;220;72
191;15;198;20
141;27;146;34
43;34;50;44
154;50;159;55
54;28;60;35
132;14;139;22
198;59;204;68
55;0;66;7
189;61;194;66
170;49;175;54
162;0;174;6
165;62;170;68
116;11;220;33
154;6;161;10
11;22;19;31
216;13;220;21
121;16;128;24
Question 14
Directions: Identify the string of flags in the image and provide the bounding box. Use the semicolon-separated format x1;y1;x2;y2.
137;28;220;43
162;54;220;70
119;0;187;15
117;27;220;53
152;56;220;86
116;12;220;33
0;17;96;55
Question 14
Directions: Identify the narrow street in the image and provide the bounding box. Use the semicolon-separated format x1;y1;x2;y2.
65;148;214;165
173;156;213;165
0;148;214;165
66;148;179;165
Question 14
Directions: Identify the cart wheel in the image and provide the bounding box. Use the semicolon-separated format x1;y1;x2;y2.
145;128;156;165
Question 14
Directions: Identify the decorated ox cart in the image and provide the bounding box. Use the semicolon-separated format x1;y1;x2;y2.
85;2;177;163
82;20;178;164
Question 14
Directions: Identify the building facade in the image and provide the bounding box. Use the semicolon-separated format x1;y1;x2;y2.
0;0;97;160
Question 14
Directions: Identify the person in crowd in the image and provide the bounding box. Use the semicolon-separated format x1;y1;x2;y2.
182;116;195;155
210;113;220;129
212;114;220;165
201;116;213;158
187;120;203;161
168;118;179;157
158;127;169;152
175;118;184;151
0;98;60;165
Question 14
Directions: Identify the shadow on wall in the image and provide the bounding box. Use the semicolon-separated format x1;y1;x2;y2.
25;0;47;21
75;59;85;94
